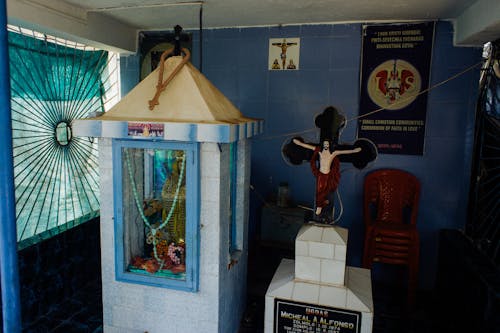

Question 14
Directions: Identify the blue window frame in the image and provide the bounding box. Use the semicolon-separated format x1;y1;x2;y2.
113;139;199;292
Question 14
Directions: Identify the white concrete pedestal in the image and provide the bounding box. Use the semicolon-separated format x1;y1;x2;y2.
264;224;373;333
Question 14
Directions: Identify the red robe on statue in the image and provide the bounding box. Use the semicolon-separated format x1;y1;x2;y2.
310;147;340;209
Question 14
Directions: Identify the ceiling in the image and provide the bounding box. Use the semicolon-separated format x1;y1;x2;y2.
55;0;477;29
6;0;500;52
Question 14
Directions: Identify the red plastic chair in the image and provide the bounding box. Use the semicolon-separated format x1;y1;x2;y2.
362;169;421;306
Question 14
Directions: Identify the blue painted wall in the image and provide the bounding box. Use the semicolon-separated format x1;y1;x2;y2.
120;21;482;289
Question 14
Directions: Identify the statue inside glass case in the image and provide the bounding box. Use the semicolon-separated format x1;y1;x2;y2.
123;148;187;278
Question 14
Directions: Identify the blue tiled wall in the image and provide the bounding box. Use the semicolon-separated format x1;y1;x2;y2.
120;21;482;289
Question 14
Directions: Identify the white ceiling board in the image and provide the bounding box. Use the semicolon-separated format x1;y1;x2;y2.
7;0;500;48
7;0;138;52
63;0;478;29
454;0;500;45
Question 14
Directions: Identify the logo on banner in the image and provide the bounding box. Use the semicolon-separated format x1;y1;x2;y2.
367;59;421;110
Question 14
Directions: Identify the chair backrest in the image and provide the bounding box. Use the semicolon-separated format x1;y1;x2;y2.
363;169;420;225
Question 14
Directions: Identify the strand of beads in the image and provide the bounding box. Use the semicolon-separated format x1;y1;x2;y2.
124;149;186;270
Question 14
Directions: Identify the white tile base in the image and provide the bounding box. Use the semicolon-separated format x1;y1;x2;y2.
295;225;348;286
265;260;373;333
265;224;373;333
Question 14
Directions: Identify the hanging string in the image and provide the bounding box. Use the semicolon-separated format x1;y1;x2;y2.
254;128;317;141
254;60;485;141
124;149;186;269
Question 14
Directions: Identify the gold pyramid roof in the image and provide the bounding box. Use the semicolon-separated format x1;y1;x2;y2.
99;55;254;125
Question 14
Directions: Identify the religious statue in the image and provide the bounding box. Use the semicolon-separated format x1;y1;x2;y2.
283;106;377;224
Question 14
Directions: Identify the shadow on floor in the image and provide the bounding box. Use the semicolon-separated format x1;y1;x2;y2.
22;281;102;333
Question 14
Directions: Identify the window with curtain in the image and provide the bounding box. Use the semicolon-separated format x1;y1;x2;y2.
8;26;119;249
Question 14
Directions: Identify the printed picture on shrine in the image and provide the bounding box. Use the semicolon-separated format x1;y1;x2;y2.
268;37;300;70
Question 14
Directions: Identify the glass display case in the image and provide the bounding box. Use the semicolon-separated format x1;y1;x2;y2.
113;139;199;291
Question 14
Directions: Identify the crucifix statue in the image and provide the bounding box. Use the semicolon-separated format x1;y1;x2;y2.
272;39;298;70
283;106;377;224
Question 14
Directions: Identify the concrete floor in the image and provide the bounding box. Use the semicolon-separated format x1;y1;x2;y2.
20;240;437;333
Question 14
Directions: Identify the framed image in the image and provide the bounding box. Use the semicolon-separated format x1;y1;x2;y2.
268;37;300;70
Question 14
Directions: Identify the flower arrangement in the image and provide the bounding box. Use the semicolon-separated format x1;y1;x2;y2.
167;242;184;265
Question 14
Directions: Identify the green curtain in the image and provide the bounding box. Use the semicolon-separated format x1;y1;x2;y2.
8;30;109;248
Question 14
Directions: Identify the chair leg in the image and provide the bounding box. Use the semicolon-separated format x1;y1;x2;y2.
361;228;373;269
407;243;419;308
408;267;417;308
362;235;373;269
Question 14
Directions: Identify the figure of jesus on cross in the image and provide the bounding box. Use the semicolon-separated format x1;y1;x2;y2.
272;38;298;70
293;138;361;217
283;106;377;224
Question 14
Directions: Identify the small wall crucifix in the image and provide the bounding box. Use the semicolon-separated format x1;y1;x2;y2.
269;38;300;70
